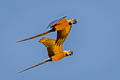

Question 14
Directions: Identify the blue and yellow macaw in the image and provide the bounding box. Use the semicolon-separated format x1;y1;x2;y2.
19;37;73;73
16;16;77;45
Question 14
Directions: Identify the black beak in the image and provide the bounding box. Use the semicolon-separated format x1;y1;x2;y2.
66;51;73;56
70;51;73;55
72;19;77;24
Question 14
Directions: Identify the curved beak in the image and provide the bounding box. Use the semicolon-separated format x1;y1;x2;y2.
72;18;77;24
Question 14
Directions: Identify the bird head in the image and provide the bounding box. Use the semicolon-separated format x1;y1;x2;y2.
67;18;77;25
64;50;73;56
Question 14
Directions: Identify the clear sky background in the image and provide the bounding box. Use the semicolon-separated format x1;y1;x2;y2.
0;0;120;80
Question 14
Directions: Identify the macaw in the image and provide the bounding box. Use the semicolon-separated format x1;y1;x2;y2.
16;16;77;45
19;37;73;73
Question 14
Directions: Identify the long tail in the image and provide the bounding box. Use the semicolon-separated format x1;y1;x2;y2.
18;59;51;73
16;30;52;43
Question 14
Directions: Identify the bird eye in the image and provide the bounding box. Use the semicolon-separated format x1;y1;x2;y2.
69;22;72;25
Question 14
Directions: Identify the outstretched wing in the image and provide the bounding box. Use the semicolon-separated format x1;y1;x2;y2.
56;22;71;45
19;59;50;73
47;16;67;31
47;16;72;45
39;37;63;57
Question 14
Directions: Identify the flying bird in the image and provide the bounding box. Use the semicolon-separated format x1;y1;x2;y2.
19;37;73;73
16;16;77;45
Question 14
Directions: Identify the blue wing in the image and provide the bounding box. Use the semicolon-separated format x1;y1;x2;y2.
47;16;67;29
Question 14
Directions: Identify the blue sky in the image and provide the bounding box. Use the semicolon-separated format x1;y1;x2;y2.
0;0;120;80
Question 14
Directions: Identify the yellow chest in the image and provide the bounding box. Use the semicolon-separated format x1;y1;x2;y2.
51;54;66;61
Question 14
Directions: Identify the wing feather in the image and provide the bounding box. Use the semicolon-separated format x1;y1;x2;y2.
56;24;71;45
47;16;67;27
40;38;63;57
47;16;67;31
